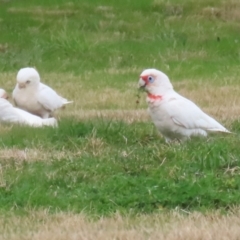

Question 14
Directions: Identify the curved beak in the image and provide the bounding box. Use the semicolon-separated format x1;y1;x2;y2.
138;75;148;88
18;83;26;89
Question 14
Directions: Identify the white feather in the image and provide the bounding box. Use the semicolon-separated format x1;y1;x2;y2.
37;83;70;112
0;97;57;127
139;69;230;142
13;67;73;118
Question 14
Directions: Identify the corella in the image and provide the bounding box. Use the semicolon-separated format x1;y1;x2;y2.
139;68;230;142
0;88;57;127
13;67;72;118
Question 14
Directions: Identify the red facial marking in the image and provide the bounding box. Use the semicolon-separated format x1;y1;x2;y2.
140;75;148;85
147;93;162;101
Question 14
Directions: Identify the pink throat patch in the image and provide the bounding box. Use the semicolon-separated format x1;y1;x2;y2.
147;93;162;100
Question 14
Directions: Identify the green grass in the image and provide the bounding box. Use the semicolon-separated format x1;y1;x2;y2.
0;0;240;218
1;0;240;80
0;120;240;215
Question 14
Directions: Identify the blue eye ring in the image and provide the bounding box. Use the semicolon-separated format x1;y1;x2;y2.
148;76;154;83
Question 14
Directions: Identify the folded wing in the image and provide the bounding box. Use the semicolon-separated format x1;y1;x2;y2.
166;95;230;133
37;83;69;112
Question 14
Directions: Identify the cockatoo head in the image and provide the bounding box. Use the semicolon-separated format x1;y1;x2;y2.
16;67;40;89
139;69;173;95
0;88;8;99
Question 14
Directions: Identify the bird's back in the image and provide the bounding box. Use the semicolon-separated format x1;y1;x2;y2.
148;90;229;141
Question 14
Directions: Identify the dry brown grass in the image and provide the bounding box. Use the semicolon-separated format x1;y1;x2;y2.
201;0;240;21
176;81;240;123
67;109;149;123
153;0;240;21
0;71;239;125
0;136;111;162
0;147;82;162
0;135;109;163
1;209;240;240
8;7;79;16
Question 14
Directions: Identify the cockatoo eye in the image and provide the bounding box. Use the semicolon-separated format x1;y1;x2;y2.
148;76;154;83
26;80;30;84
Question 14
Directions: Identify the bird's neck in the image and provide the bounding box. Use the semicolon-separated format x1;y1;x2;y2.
147;93;163;101
146;87;175;102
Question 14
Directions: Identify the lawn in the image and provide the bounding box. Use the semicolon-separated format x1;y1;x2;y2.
0;0;240;239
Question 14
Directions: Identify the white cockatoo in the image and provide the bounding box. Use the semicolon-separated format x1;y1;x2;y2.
138;68;230;142
0;88;8;99
13;67;72;118
0;89;57;127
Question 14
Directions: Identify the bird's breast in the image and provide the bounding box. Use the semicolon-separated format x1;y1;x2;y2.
14;91;42;113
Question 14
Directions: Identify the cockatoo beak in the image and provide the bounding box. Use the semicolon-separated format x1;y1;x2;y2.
18;83;26;89
139;75;148;88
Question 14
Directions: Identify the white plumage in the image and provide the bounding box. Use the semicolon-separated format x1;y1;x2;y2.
0;89;57;127
139;69;230;142
13;67;72;118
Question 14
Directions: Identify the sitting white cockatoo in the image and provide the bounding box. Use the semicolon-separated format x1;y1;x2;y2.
0;89;57;127
13;67;72;118
138;68;230;142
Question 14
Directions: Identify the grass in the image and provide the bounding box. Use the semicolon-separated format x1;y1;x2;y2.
2;209;240;240
0;120;239;216
0;0;240;238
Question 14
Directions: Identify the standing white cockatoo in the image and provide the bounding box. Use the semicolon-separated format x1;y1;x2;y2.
0;89;57;127
13;67;72;118
138;68;230;142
